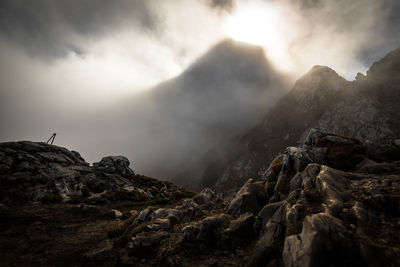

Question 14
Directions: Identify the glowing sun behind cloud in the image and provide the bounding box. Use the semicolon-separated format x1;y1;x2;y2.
223;1;296;72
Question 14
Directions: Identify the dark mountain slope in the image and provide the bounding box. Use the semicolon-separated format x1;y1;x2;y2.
202;65;349;193
203;47;400;194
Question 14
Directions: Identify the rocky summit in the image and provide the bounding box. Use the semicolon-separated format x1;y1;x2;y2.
1;129;399;266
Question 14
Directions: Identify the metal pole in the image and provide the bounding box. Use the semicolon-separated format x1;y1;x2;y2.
47;133;56;145
50;133;56;145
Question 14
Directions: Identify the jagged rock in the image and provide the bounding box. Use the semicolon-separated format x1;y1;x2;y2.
223;212;254;248
93;156;134;176
150;208;170;220
269;146;324;202
227;179;267;216
248;221;285;266
283;213;356;267
177;199;199;212
197;214;230;245
193;188;218;205
135;208;153;223
255;202;284;234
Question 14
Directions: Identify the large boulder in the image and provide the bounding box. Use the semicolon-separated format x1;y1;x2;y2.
196;214;231;246
222;212;255;249
227;179;267;216
93;156;134;176
283;213;356;267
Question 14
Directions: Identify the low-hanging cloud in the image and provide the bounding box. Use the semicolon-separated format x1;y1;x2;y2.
0;0;400;187
284;0;400;77
0;0;160;58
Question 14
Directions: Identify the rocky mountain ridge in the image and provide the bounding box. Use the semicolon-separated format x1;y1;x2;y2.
202;47;400;195
0;141;193;205
105;129;400;266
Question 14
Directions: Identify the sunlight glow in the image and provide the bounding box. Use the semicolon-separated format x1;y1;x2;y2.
224;2;296;72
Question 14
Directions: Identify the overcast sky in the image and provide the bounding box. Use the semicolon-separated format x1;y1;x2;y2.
0;0;399;170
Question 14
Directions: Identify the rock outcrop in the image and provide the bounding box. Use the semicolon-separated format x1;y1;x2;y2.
90;130;398;266
0;141;193;204
93;156;134;176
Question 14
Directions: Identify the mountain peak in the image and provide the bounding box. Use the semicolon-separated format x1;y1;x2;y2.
366;47;400;80
303;65;340;78
292;65;348;94
185;38;271;78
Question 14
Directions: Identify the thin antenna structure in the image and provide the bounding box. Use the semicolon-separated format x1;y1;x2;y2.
46;133;56;145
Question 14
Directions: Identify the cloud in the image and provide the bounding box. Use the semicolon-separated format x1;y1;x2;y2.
284;0;400;78
207;0;235;12
0;0;160;59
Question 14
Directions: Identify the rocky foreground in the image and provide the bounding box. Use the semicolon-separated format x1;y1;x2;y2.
0;141;194;266
1;130;400;266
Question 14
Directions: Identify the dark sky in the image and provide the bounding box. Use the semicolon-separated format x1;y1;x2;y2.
0;0;399;175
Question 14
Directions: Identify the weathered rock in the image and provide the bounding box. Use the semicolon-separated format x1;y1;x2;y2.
93;156;134;176
177;199;199;212
227;179;267;216
247;221;285;267
256;202;283;233
197;214;230;245
193;187;218;205
283;213;356;267
223;212;254;248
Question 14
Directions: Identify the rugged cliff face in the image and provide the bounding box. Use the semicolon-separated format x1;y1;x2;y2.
203;47;400;195
1;134;399;266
